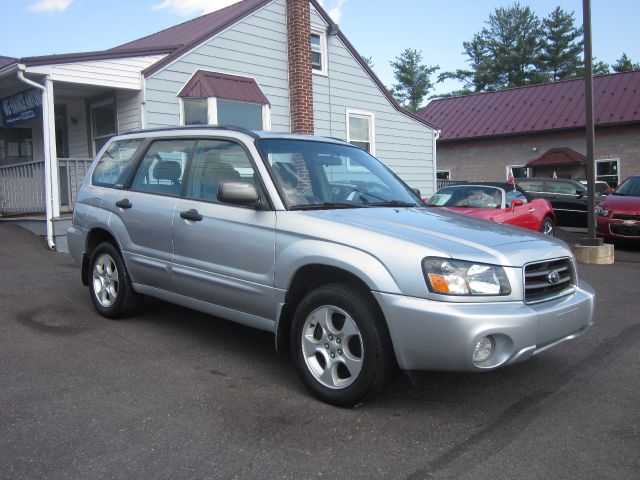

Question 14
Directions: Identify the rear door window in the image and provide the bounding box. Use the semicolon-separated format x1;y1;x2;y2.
92;139;143;188
518;180;546;193
130;139;194;197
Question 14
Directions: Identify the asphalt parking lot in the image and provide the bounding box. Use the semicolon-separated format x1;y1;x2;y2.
1;223;639;480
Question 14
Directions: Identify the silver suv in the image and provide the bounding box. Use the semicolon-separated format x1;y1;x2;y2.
68;127;595;406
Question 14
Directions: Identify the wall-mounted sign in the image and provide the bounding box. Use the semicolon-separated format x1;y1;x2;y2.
0;88;42;127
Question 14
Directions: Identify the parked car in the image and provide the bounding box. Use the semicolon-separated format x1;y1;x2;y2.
67;127;595;406
426;183;555;236
596;175;640;241
579;180;613;196
516;178;591;227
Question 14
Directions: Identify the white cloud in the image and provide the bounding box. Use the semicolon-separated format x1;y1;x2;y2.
319;0;347;23
153;0;242;16
29;0;73;13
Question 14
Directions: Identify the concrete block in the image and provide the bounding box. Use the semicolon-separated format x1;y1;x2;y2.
574;243;614;264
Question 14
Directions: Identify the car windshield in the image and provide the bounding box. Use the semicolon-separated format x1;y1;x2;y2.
426;185;503;208
613;177;640;197
255;139;422;209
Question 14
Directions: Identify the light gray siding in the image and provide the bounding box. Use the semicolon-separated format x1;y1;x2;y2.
116;90;141;133
145;0;290;132
310;6;436;195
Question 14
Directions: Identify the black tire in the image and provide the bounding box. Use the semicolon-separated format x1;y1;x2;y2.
88;242;142;319
540;216;555;236
290;283;396;407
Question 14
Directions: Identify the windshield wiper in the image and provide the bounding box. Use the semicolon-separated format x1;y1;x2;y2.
365;200;419;207
290;202;370;210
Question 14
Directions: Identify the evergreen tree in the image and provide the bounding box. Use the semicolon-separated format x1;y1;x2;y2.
539;7;583;80
612;52;640;73
361;55;375;70
389;48;439;112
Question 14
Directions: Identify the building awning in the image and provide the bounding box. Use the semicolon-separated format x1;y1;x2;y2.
527;147;586;167
178;70;269;105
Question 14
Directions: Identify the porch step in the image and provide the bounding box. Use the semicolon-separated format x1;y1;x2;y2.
0;215;73;253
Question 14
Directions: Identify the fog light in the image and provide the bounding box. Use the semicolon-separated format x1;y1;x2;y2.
473;336;494;363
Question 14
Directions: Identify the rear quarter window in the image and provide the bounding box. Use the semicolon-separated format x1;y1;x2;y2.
92;139;144;188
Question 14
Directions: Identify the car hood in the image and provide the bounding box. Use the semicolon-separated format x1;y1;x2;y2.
293;206;570;267
603;194;640;213
439;206;502;219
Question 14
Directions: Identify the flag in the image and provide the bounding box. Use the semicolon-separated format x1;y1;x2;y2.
552;170;558;179
507;168;514;186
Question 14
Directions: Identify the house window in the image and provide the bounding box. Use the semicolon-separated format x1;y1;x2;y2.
507;165;529;180
183;98;208;125
90;99;116;156
596;158;620;187
437;170;450;180
181;98;267;130
311;30;327;75
346;110;375;155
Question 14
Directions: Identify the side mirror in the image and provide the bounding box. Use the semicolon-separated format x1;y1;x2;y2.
576;190;584;198
603;188;612;195
218;181;260;206
512;199;525;208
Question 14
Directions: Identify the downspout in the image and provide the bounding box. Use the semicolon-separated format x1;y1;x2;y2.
432;129;441;195
17;66;57;250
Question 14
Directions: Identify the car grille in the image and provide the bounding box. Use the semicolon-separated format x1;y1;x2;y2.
611;214;640;221
524;258;575;303
610;223;640;237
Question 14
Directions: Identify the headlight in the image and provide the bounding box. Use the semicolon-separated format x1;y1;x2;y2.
595;205;610;217
422;257;511;296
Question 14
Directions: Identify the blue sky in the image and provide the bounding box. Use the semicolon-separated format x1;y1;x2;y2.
3;0;639;97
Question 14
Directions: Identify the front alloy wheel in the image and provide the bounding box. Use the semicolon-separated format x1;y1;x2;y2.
291;284;395;406
301;305;364;389
92;253;119;308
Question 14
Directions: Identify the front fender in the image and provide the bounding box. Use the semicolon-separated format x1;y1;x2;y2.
274;238;402;294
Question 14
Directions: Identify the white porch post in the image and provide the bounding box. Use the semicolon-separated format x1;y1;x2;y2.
43;77;60;220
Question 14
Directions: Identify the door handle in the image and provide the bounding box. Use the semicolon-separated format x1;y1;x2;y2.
115;198;132;209
180;209;203;222
529;208;536;213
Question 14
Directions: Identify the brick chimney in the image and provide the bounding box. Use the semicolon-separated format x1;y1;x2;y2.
287;0;314;134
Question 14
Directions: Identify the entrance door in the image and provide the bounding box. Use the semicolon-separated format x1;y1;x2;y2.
90;99;116;156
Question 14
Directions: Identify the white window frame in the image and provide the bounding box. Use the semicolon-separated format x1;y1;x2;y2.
506;164;529;180
595;158;620;186
436;169;451;180
179;97;270;130
90;98;117;157
311;29;328;76
346;109;376;156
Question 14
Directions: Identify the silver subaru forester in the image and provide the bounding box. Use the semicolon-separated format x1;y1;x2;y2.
68;127;595;406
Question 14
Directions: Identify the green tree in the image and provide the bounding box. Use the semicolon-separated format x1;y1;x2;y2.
539;7;583;80
439;3;544;92
612;52;640;73
592;60;611;76
389;48;439;111
361;55;375;70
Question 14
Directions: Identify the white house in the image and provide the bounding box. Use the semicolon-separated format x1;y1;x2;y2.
0;0;438;251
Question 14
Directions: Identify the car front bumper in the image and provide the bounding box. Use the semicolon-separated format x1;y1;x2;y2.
373;282;595;371
597;215;640;239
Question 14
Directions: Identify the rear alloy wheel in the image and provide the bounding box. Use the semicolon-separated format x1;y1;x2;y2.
291;284;395;406
89;242;141;318
540;217;555;236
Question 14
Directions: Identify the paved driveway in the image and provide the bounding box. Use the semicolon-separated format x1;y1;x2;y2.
1;224;638;479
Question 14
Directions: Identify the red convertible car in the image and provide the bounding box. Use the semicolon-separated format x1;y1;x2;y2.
596;174;640;241
426;183;556;235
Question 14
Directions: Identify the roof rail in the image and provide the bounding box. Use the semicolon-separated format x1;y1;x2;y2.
122;125;260;139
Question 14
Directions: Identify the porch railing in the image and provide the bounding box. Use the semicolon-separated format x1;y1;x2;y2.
0;158;92;215
437;179;468;190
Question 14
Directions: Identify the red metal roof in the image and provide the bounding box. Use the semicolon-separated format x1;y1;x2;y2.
420;71;640;141
0;56;17;70
527;147;585;167
178;70;269;104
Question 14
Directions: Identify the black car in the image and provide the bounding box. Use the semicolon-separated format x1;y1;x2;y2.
516;178;589;227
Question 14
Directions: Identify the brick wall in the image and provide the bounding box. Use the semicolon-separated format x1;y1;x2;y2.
437;125;640;183
287;0;314;134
